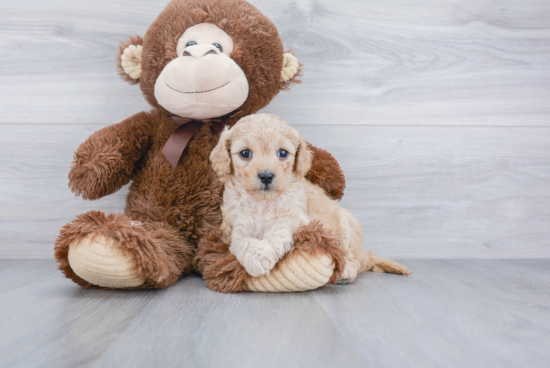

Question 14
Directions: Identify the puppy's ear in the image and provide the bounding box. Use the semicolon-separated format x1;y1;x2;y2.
117;36;144;85
210;129;233;178
294;138;313;177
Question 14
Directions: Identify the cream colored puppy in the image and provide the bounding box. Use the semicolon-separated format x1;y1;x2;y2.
210;114;410;280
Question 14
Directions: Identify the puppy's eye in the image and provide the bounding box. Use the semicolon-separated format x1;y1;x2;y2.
240;150;251;159
186;41;197;47
277;149;288;159
212;43;222;52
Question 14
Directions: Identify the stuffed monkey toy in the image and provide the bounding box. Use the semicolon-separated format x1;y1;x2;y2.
54;0;347;292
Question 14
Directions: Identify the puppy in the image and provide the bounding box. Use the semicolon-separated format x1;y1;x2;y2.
210;113;410;280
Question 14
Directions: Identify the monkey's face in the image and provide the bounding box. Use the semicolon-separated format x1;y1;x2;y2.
117;0;303;123
154;23;249;120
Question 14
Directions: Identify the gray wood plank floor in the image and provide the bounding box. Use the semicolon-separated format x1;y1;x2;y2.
0;259;549;368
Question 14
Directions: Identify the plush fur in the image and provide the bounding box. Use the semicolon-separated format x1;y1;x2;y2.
54;0;346;290
56;210;193;289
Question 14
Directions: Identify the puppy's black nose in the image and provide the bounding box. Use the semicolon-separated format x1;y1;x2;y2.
258;171;274;185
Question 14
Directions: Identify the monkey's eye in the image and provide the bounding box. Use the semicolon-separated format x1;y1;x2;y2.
240;150;251;159
277;149;288;159
212;43;222;52
186;41;197;47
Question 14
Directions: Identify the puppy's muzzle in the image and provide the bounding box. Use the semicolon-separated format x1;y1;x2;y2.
258;171;275;188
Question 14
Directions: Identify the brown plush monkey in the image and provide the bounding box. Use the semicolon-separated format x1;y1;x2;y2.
54;0;347;292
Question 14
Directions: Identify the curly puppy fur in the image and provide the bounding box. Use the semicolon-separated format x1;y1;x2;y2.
55;0;346;289
210;114;375;282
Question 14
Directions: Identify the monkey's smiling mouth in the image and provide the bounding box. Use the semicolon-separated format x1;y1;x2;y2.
165;81;231;94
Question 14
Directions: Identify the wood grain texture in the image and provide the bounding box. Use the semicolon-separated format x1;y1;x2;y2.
2;124;550;259
1;0;550;258
0;0;549;126
0;259;549;368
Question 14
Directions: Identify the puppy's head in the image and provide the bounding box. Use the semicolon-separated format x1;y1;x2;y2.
210;113;313;200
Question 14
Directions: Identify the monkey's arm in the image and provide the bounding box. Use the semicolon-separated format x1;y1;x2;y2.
69;111;155;200
305;143;346;201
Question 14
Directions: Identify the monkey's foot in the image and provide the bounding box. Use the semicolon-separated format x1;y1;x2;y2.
67;234;145;288
243;220;347;292
243;252;334;292
56;211;194;289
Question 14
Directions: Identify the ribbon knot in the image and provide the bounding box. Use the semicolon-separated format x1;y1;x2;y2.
161;110;240;169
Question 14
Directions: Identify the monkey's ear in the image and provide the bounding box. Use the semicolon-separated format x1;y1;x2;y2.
117;36;144;85
280;51;303;90
210;129;233;178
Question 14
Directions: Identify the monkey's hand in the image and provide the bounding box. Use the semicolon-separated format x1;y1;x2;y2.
69;112;153;200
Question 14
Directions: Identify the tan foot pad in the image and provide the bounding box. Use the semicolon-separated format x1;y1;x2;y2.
68;234;145;288
244;253;334;292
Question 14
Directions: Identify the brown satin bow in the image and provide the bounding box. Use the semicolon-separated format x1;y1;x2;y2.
162;110;241;169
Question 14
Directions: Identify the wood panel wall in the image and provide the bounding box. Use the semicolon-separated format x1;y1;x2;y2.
1;0;549;258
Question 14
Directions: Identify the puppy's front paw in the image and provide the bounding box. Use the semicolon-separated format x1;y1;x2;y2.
241;240;278;277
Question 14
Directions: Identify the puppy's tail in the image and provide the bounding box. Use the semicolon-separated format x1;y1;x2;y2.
360;251;412;275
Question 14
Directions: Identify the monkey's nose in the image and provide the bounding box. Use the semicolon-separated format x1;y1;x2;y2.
258;171;275;185
182;45;219;58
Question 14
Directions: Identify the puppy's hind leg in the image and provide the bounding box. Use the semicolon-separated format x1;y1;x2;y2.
337;210;365;284
338;208;412;280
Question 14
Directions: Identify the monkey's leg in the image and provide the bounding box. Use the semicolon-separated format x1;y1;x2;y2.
55;211;194;289
195;220;347;293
